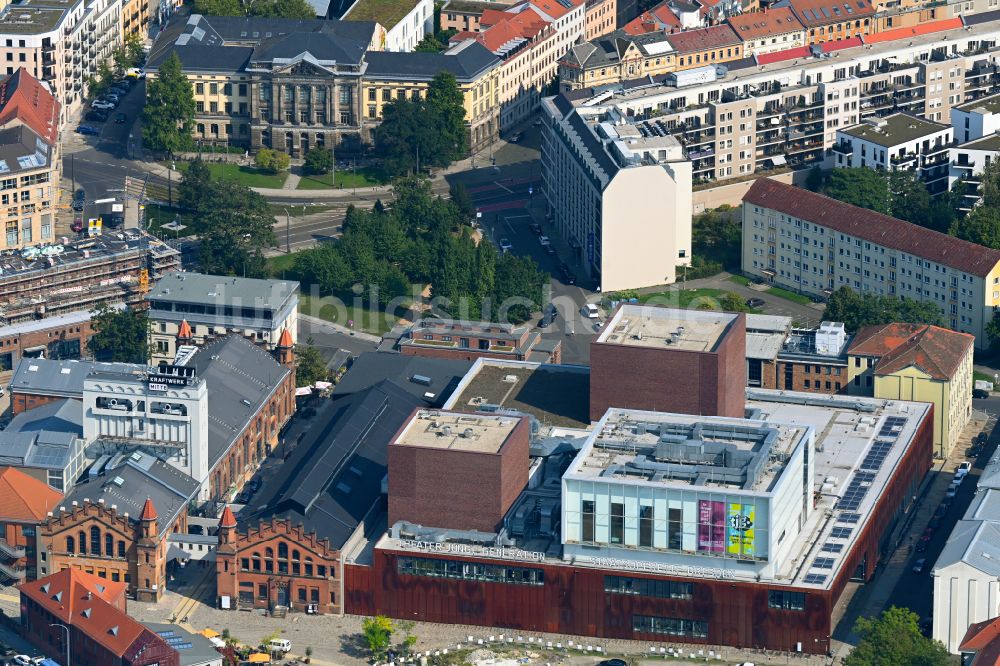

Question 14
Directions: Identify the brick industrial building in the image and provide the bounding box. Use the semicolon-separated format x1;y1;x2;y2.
19;569;179;666
590;305;746;420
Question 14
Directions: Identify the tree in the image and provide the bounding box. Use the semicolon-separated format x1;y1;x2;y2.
692;209;741;270
88;304;149;363
178;158;213;212
805;165;824;192
142;53;195;156
361;616;394;662
987;312;1000;349
198;180;276;277
846;607;949;666
951;204;1000;249
824;286;943;332
887;170;932;227
824;168;890;214
720;292;749;312
86;61;114;99
374;72;468;177
303;147;333;176
295;343;327;387
255;148;290;174
113;33;146;77
397;620;417;656
304;647;312;664
192;0;316;17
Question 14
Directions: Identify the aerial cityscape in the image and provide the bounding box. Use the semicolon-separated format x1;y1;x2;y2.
1;0;1000;662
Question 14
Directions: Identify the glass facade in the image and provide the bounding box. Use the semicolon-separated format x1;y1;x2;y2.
604;576;693;599
633;614;708;638
397;557;545;586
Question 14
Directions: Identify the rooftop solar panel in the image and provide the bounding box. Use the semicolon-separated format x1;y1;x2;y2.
804;573;827;584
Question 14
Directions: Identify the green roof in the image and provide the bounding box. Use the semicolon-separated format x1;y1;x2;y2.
840;113;950;147
956;93;1000;115
961;133;1000;152
443;0;507;13
0;2;70;34
344;0;420;29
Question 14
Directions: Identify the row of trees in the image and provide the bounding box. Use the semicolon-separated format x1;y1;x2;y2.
192;0;316;18
824;286;944;332
291;177;547;322
179;158;277;278
87;33;146;99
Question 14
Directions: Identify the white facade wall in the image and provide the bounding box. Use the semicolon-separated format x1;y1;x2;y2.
834;124;953;170
933;559;1000;653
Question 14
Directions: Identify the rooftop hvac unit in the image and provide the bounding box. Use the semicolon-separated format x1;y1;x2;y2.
410;374;432;386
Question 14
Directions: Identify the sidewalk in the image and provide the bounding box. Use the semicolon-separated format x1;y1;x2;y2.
299;313;381;344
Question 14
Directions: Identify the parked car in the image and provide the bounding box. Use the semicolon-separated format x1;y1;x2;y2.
956;461;973;478
581;303;600;319
538;235;550;246
529;222;542;235
85;109;108;122
974;388;990;399
125;67;145;79
71;218;83;233
499;238;512;252
105;213;125;228
267;639;291;654
912;558;927;573
746;297;766;308
508;132;523;143
598;660;627;666
12;656;31;666
76;124;100;135
72;188;86;211
114;112;127;124
539;304;557;328
90;99;114;110
544;244;556;255
945;487;958;500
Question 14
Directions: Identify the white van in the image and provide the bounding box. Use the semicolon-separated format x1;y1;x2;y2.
267;639;291;654
581;304;600;319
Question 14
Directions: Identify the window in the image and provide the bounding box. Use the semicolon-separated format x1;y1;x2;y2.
768;590;806;610
610;502;625;544
397;557;544;586
105;533;113;557
633;615;708;638
258;584;267;600
66;536;74;554
581;500;595;542
605;576;692;599
639;505;653;548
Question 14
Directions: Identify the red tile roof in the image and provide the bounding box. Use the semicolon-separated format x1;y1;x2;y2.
788;0;875;27
862;17;962;44
728;7;803;41
0;466;63;522
177;319;193;339
822;35;861;51
475;6;550;52
278;328;293;348
847;323;974;380
0;68;59;144
622;3;681;34
666;23;740;52
18;569;162;659
754;44;811;64
219;505;237;528
961;616;1000;665
743;179;1000;277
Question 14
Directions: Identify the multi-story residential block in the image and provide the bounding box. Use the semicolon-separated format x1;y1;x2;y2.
584;0;617;39
846;322;973;456
0;232;178;325
621;0;687;34
540;95;692;291
0;465;62;583
834;112;953;192
439;0;511;32
391;318;562;362
145;272;299;363
786;0;876;45
948;93;1000;207
465;0;586;128
727;7;805;57
342;0;433;51
363;40;501;153
741;179;1000;347
664;23;743;69
147;15;503;153
0;68;59;251
558;31;676;91
0;0;122;123
547;15;1000;187
122;0;148;37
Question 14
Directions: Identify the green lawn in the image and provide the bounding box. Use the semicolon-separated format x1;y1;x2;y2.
766;285;813;305
974;370;994;385
299;292;401;335
144;204;201;237
296;167;387;190
640;288;731;310
175;161;288;189
343;0;415;28
267;252;299;278
728;275;751;286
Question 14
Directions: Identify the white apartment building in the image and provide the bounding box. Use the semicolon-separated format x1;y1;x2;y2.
741;178;1000;348
0;0;121;124
833;112;953;192
343;0;433;51
545;14;1000;186
948;93;1000;207
541;95;691;291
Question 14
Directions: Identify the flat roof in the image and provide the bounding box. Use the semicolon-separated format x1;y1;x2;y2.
146;272;298;312
961;133;1000;152
569;409;807;492
344;0;420;28
596;304;738;352
447;360;591;428
0;1;70;34
393;410;520;454
957;93;1000;115
840;113;950;147
0;231;175;283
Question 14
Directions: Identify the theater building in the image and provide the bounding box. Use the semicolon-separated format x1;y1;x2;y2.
348;393;932;654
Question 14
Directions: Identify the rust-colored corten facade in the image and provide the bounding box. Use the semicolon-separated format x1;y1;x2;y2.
345;412;933;654
589;312;746;421
37;499;179;602
387;412;530;533
216;511;343;614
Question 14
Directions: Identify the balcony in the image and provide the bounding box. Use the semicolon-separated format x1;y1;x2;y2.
831;142;853;155
0;539;25;559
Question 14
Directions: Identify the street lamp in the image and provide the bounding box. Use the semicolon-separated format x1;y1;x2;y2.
50;623;69;666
